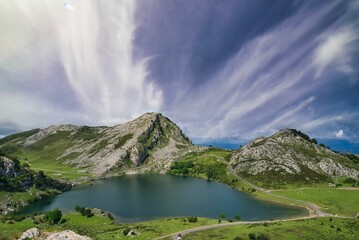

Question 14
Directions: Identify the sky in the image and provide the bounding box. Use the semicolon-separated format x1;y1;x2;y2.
1;0;359;143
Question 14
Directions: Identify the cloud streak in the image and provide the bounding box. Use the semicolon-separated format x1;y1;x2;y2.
1;0;359;143
0;0;162;131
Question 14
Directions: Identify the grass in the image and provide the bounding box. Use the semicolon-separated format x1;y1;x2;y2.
184;217;359;240
1;213;358;240
114;133;133;149
0;188;61;213
0;129;92;182
20;152;90;181
0;212;218;240
273;188;359;216
170;148;236;185
0;218;35;240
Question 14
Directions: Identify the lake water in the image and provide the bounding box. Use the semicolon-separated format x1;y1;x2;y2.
17;175;308;222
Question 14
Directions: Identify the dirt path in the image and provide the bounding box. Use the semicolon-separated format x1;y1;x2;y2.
269;187;359;192
226;162;327;217
156;155;354;240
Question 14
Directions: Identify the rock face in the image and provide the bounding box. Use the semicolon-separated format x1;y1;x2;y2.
0;113;198;176
230;129;359;186
0;156;69;191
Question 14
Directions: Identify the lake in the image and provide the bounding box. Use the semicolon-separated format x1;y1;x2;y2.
17;175;308;222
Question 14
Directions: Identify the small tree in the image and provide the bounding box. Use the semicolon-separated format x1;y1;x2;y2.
234;215;241;221
44;208;62;224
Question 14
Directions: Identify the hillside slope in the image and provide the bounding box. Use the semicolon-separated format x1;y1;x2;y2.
0;155;70;214
0;113;200;178
230;129;359;187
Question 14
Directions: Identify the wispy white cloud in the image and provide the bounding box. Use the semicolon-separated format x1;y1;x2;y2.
0;0;162;130
171;1;359;142
314;27;359;78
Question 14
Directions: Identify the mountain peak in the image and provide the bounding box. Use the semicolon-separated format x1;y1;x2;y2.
0;113;195;177
273;128;314;143
231;128;359;187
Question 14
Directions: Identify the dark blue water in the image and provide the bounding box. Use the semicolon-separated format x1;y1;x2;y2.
16;175;308;222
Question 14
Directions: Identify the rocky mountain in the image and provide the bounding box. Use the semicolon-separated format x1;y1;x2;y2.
0;113;199;177
230;129;359;187
0;155;69;192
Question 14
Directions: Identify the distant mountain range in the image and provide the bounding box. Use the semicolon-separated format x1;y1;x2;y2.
0;113;358;187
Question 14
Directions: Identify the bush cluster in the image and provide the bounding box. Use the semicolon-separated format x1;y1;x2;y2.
75;205;94;218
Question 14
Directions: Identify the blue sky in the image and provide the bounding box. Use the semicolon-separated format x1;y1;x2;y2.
1;0;359;142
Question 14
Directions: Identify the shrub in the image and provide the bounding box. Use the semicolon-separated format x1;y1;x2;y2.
44;208;62;224
187;216;198;223
248;233;256;240
257;233;271;240
234;215;241;221
60;218;68;224
107;213;114;220
79;207;86;215
84;208;94;218
75;205;81;212
38;170;45;177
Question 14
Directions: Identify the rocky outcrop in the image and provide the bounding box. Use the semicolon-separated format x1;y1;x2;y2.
18;229;91;240
230;129;359;185
0;156;25;177
46;230;91;240
18;227;40;240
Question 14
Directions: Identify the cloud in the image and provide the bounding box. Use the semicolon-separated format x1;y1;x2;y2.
314;27;359;78
336;129;345;138
0;0;162;130
171;2;340;139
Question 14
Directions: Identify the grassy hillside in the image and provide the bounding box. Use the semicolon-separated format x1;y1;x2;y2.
1;212;358;240
272;188;359;216
184;217;359;240
169;148;236;185
0;212;217;240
